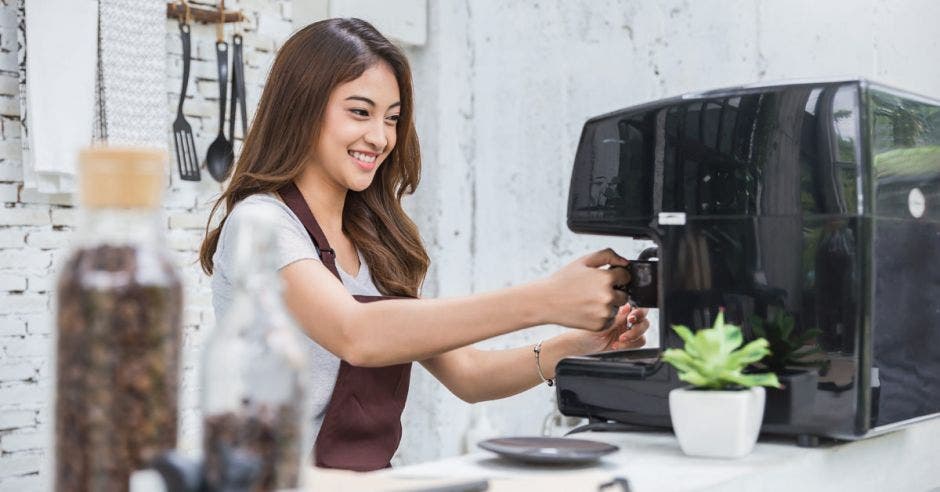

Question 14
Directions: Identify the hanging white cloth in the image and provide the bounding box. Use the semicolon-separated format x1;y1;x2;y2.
18;0;98;193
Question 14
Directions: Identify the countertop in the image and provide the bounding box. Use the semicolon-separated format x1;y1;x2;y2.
307;417;940;491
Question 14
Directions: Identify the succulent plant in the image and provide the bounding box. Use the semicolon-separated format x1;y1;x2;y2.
751;310;827;374
663;311;781;390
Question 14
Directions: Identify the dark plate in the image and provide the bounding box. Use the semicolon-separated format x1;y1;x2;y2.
478;437;619;465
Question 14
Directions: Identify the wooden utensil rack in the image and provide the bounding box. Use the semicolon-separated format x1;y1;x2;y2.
166;2;244;24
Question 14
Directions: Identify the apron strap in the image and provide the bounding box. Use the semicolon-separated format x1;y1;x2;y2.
277;181;342;281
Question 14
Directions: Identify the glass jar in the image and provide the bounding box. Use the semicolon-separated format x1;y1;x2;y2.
54;147;182;491
201;206;309;491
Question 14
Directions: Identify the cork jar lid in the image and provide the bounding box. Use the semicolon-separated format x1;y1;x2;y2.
79;147;167;208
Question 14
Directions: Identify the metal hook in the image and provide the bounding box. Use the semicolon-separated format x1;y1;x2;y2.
174;0;192;26
215;0;225;42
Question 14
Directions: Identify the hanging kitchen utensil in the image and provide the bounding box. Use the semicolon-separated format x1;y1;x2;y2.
231;32;247;141
205;3;234;182
227;14;246;148
171;1;200;181
226;34;238;148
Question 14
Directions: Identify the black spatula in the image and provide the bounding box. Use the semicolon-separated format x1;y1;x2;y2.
172;20;200;181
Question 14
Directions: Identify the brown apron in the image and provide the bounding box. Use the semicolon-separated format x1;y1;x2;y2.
278;182;412;472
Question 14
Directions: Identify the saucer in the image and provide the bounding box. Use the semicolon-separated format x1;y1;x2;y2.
478;437;618;465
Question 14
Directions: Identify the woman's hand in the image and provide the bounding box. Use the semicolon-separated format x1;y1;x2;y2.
602;305;650;351
538;248;632;331
569;305;650;354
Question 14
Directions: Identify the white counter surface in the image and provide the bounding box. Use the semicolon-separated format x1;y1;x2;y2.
310;417;940;491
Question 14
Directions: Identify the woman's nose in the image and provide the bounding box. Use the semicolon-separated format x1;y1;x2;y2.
363;120;388;151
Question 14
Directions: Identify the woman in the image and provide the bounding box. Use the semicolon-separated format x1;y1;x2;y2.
200;18;649;471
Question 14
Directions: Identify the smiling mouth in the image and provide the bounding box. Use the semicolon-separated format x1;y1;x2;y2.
349;150;377;163
349;150;378;171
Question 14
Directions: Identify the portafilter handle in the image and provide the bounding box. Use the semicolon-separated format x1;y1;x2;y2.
638;246;658;261
615;247;659;308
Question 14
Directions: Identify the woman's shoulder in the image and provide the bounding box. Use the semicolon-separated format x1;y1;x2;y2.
229;192;311;230
216;192;320;268
229;192;295;220
220;193;306;246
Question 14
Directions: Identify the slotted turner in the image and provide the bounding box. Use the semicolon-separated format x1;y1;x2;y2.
172;20;200;181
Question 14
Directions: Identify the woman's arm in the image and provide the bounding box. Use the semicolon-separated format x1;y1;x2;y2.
420;307;649;403
280;249;631;367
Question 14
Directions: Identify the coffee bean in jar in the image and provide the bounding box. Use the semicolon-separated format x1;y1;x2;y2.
53;147;183;492
203;402;302;491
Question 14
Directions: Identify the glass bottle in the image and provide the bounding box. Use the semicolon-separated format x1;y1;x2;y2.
201;206;309;491
54;147;183;491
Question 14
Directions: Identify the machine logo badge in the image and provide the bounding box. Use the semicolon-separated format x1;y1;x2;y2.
659;212;687;225
909;188;926;218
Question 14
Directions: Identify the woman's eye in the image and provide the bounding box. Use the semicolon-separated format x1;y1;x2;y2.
350;108;369;117
386;114;400;125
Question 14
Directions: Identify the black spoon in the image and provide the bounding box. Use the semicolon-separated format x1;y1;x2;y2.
206;40;233;182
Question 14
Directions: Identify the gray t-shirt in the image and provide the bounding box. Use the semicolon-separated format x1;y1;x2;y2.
211;193;382;443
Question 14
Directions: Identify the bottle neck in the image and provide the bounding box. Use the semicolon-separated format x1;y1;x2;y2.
76;207;164;248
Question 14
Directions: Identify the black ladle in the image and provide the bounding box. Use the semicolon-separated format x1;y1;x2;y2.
206;40;233;182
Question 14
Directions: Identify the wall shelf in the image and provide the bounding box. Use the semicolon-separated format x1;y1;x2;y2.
166;2;244;24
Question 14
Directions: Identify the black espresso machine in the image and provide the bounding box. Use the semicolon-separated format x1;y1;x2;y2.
555;79;940;443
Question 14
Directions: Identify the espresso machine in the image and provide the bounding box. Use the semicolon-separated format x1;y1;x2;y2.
554;79;940;443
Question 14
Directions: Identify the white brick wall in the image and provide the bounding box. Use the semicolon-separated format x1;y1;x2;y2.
0;2;291;489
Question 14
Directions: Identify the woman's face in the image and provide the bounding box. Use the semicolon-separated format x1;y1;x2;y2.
312;61;401;192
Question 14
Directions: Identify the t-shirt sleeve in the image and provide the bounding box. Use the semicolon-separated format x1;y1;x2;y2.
216;196;321;274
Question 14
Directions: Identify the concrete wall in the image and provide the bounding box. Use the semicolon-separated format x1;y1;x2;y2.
396;0;940;465
1;0;938;487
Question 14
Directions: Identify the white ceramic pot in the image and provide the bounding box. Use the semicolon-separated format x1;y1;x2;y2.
668;386;765;458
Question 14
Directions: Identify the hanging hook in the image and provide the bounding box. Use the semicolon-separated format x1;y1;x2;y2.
181;0;192;25
216;0;225;42
173;0;184;25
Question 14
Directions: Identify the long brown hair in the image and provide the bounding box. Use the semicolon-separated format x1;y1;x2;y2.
199;18;428;297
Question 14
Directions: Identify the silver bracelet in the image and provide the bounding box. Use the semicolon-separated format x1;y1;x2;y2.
533;340;555;387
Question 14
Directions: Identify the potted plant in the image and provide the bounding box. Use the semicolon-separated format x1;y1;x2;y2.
751;310;827;426
662;311;780;458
